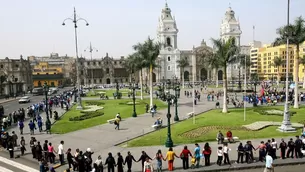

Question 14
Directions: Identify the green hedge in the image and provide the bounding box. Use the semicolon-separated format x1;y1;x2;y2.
69;111;104;121
253;109;296;116
85;101;105;106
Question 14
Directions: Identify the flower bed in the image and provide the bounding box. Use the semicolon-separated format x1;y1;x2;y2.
69;111;104;121
253;109;296;116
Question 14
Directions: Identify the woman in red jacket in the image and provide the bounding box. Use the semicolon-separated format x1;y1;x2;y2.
202;143;212;166
179;146;192;169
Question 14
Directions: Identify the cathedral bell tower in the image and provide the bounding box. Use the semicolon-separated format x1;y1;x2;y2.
157;2;180;80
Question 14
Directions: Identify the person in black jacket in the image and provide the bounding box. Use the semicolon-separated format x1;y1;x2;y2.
236;143;244;163
279;139;287;159
105;152;116;172
287;138;295;158
124;151;137;172
76;151;85;172
116;152;124;172
7;140;14;158
295;136;303;158
137;151;152;170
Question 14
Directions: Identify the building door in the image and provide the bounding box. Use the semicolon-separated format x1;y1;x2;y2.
106;78;111;84
152;72;156;82
218;70;223;81
184;71;190;81
200;68;208;81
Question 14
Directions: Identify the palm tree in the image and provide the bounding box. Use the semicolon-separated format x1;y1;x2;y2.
209;37;238;113
133;37;160;107
124;55;136;82
271;56;285;86
177;56;189;88
274;16;305;108
299;55;305;88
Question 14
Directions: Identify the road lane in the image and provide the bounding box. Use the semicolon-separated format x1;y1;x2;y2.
0;87;73;114
237;164;305;172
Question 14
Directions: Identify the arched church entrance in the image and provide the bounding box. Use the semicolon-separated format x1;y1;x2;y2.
218;70;223;81
106;78;111;84
200;68;208;81
184;71;190;81
152;73;156;82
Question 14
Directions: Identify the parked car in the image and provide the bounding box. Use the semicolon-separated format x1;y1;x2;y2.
19;96;30;104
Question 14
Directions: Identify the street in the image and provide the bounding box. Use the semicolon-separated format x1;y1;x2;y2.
237;164;305;172
0;151;40;172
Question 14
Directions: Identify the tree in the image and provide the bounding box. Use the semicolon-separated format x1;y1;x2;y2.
299;55;305;88
270;56;285;86
177;56;189;88
124;55;136;82
133;37;160;107
209;37;238;113
126;53;144;100
274;16;305;108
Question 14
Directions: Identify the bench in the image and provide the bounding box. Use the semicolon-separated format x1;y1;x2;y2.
216;136;240;143
107;119;116;124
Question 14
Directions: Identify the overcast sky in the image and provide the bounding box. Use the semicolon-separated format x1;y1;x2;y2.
0;0;304;59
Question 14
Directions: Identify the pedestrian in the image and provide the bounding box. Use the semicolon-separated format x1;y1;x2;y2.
95;155;103;172
279;139;287;159
271;138;277;159
124;151;136;172
256;141;266;162
193;143;201;168
143;157;154;172
58;140;65;165
66;148;74;170
116;152;124;172
37;119;43;132
180;146;192;169
153;150;164;172
295;136;303;158
11;131;18;147
20;136;26;156
137;151;152;170
236;143;244;164
18;120;24;135
223;143;231;165
216;146;223;166
164;147;179;171
217;131;224;144
36;141;43;161
48;143;56;164
45;118;51;134
28;120;36;135
105;152;116;172
7;140;14;158
114;116;120;130
264;152;274;172
202;143;212;166
286;138;295;158
43;140;48;160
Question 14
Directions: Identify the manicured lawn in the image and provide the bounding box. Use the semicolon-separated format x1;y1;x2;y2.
126;106;305;147
51;99;166;134
86;89;149;97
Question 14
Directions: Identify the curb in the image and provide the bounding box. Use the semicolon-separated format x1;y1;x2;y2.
114;108;213;146
0;98;18;104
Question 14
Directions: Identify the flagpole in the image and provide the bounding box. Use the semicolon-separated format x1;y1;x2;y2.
244;57;247;121
192;54;196;124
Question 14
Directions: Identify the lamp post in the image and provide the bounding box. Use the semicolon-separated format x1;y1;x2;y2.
84;42;98;91
165;79;174;147
131;78;137;117
62;7;89;110
173;76;180;122
278;0;295;132
115;79;120;99
43;81;49;119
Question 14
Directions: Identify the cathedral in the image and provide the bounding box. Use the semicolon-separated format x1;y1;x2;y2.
152;3;247;83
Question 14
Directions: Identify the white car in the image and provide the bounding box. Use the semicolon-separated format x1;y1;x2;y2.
19;96;30;104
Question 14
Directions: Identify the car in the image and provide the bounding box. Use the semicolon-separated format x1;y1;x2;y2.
19;96;30;104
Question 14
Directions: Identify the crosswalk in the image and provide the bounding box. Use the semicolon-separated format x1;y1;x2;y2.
0;156;39;172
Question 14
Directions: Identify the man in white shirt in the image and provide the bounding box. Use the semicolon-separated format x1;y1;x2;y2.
264;152;274;172
58;140;64;165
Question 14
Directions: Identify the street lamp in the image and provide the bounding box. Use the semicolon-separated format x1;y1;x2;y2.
43;81;49;119
172;76;180;122
84;42;98;91
62;7;89;110
165;79;174;147
130;78;137;117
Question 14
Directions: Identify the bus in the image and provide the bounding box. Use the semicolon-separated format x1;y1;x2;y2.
32;87;44;96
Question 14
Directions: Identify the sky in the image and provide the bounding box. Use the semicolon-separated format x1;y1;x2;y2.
0;0;304;59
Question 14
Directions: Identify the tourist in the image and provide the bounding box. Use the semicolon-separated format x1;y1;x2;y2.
193;143;201;168
271;138;278;159
84;148;94;171
279;139;287;159
124;151;137;172
105;152;116;172
153;150;164;172
91;163;99;172
164;147;179;171
7;140;14;158
226;131;233;143
216;146;223;166
58;140;65;165
28;120;36;135
223;143;231;165
256;141;266;162
295;136;303;158
95;155;103;172
48;142;56;164
287;138;295;158
66;148;74;170
217;131;224;144
76;151;85;172
18;119;24;135
203;143;212;166
35;141;43;161
43;140;48;160
264;152;274;172
143;157;154;172
116;152;124;172
20;136;26;156
137;151;152;170
179;146;192;169
11;131;18;147
236;143;244;164
114;116;120;130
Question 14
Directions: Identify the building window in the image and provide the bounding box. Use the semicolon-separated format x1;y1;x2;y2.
99;79;102;82
166;37;171;47
93;62;96;65
81;71;84;75
0;65;3;68
167;56;171;61
167;65;171;71
114;61;117;65
94;79;96;83
87;62;90;65
106;68;109;74
98;62;101;65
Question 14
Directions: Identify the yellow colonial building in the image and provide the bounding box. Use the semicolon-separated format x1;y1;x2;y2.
250;42;305;82
32;62;64;87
